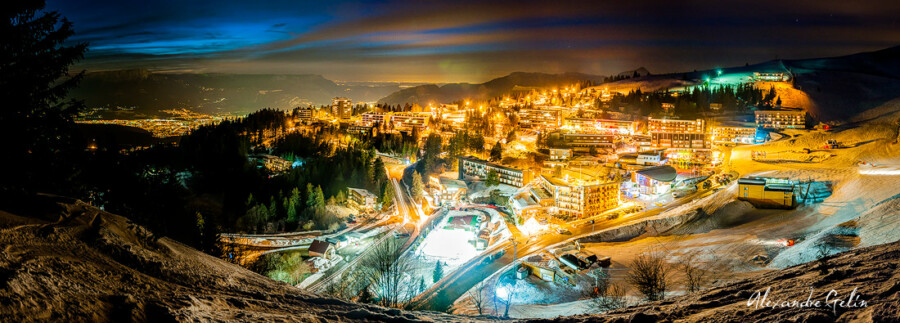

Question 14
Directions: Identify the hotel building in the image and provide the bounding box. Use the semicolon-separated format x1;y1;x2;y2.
519;108;562;129
755;108;806;130
536;174;619;219
331;97;352;120
458;156;534;187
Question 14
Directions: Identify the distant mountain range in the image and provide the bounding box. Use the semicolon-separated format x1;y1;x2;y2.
376;72;606;106
69;46;900;121
69;70;607;118
68;70;405;118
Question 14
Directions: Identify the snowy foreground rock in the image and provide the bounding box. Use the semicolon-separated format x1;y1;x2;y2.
1;196;898;322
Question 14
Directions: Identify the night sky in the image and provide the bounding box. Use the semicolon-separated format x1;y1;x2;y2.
47;0;899;82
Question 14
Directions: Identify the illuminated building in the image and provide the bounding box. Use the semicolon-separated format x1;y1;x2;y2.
249;154;293;172
331;97;352;120
536;174;619;219
347;187;378;210
347;124;373;135
432;177;467;206
390;113;429;130
562;133;615;150
618;149;666;167
458;156;534;187
294;108;314;124
509;193;544;219
518;108;562;129
711;125;759;144
549;148;572;160
630;165;677;198
650;133;709;149
648;118;710;168
755;108;806;130
737;177;796;208
753;72;788;82
361;112;388;126
631;135;653;151
306;240;336;259
441;111;466;127
563;118;634;134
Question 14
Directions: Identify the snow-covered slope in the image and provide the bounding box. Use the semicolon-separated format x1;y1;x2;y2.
556;240;900;323
0;196;470;322
3;196;898;322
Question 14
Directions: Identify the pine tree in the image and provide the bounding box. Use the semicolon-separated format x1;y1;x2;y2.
314;185;325;208
411;171;424;200
306;183;317;209
490;142;503;161
486;169;500;187
433;261;444;283
372;157;387;190
2;1;88;193
380;182;395;208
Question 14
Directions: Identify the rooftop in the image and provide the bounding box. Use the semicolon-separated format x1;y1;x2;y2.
635;165;678;182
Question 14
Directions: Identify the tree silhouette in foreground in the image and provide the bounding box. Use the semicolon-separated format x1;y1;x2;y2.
1;0;87;195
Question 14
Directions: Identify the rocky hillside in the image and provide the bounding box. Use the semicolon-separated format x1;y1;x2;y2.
1;195;897;322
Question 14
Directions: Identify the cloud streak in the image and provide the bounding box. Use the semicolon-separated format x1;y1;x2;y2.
47;0;900;82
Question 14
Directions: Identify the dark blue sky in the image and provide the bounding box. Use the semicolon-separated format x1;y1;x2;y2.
47;0;900;82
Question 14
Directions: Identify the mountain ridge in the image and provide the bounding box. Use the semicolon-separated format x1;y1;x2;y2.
377;72;606;106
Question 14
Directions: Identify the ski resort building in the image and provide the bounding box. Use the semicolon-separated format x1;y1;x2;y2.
711;124;760;144
562;133;615;151
519;108;563;129
536;173;620;219
458;156;534;187
563;118;634;134
755;108;807;130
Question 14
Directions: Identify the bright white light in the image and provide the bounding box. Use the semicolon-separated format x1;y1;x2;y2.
418;227;478;263
519;217;547;236
858;168;900;175
495;285;509;300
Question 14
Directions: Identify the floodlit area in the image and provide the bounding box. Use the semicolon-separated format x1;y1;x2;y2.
418;227;479;265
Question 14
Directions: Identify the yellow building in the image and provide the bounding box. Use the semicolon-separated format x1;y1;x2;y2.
537;174;619;219
755;108;806;130
738;177;796;208
519;108;563;129
712;125;758;144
